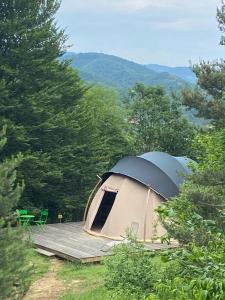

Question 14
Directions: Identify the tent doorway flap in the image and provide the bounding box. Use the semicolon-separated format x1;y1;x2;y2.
91;191;117;231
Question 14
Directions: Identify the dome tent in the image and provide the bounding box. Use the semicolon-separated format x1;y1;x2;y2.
84;151;193;241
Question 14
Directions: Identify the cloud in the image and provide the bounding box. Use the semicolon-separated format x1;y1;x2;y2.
60;0;221;14
150;17;213;32
57;0;224;65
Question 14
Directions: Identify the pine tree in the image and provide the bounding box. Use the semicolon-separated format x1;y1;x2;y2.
0;128;31;299
181;2;225;128
0;0;86;219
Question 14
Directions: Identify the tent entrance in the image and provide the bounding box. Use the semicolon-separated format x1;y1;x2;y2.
91;191;117;231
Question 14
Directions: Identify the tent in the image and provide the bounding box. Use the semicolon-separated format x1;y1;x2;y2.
84;151;193;241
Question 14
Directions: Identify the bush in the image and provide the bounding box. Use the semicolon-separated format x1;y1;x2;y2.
104;232;155;300
148;236;225;300
157;162;225;246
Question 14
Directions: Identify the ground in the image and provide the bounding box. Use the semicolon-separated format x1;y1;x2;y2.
23;252;107;300
24;259;65;300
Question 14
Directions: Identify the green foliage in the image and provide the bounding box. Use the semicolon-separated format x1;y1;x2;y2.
0;225;32;299
58;262;105;283
0;0;86;220
193;129;225;170
149;236;225;300
0;130;32;299
73;86;133;168
26;250;50;283
58;262;107;300
146;64;197;84
157;162;225;245
127;83;196;156
0;127;24;218
60;287;107;300
104;233;155;300
104;3;225;300
180;3;225;129
64;52;190;93
41;85;132;221
154;124;225;298
0;1;134;221
0;155;24;213
181;86;225;128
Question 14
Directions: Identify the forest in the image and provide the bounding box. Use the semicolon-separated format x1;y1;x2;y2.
62;52;191;92
0;0;225;299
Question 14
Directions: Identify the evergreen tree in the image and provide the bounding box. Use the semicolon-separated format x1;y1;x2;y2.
181;2;225;128
0;0;86;219
0;128;31;299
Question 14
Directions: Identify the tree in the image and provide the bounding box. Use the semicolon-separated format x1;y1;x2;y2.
128;84;196;156
0;128;31;299
164;0;225;245
62;86;133;220
193;129;225;170
0;0;86;220
180;2;225;128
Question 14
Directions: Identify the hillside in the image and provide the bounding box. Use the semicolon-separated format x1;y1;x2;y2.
63;52;190;92
146;64;197;84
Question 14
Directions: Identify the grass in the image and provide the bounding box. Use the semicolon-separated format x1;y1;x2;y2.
26;249;51;282
25;247;168;300
57;255;167;300
58;262;108;300
60;286;106;300
23;249;108;299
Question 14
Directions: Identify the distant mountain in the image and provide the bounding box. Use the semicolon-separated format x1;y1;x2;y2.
146;64;197;84
63;52;190;92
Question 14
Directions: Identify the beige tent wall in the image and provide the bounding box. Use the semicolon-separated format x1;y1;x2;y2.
84;174;166;241
144;190;166;241
84;174;124;232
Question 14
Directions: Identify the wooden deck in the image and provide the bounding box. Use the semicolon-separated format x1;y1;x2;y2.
30;222;177;263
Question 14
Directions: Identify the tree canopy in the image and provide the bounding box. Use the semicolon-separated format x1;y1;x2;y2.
127;83;196;157
0;0;84;220
180;3;225;128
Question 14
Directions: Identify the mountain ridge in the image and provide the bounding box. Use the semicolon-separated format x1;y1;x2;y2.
63;52;193;92
145;64;197;84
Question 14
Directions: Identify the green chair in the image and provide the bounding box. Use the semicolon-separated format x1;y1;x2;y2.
16;209;29;225
33;210;48;226
16;209;28;216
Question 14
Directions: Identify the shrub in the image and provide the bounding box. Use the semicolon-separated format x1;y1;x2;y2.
149;236;225;300
104;232;155;300
0;129;32;299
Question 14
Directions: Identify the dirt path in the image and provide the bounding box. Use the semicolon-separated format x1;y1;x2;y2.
23;259;66;300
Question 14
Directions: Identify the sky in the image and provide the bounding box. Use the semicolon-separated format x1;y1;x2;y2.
56;0;225;66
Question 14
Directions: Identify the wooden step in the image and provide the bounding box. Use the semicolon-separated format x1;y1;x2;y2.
35;248;55;257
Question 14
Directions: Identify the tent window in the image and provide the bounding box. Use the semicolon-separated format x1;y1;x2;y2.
91;191;117;231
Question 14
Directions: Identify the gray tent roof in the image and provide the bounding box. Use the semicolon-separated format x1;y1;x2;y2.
102;151;193;199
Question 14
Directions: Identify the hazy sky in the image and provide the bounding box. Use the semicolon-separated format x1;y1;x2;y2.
57;0;225;66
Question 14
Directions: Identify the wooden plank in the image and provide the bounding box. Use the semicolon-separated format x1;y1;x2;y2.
33;234;109;259
32;232;107;256
35;248;55;257
35;245;82;262
33;237;92;258
32;226;109;249
30;222;178;263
